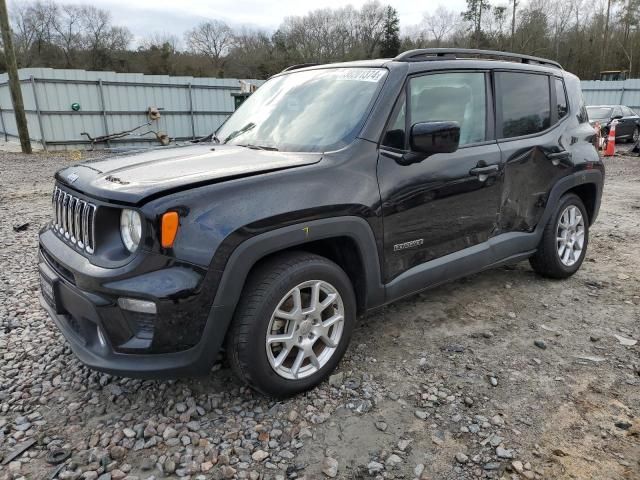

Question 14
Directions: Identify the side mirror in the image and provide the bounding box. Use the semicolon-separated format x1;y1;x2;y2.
410;121;460;157
612;114;623;120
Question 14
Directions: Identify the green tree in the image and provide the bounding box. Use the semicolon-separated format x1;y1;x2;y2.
462;0;491;48
380;5;400;57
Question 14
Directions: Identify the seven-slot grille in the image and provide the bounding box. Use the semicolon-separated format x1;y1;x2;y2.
52;186;97;253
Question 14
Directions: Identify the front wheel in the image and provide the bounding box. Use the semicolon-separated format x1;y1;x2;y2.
529;193;589;279
632;126;639;143
226;251;356;397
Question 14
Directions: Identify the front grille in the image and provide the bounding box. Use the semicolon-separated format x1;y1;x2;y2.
52;186;97;254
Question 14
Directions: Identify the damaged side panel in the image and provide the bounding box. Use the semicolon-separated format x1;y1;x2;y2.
497;141;570;233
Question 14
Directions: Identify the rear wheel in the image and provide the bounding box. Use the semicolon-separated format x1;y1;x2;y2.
529;193;589;279
226;251;356;397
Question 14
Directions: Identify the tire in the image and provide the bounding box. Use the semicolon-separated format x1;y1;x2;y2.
529;193;589;279
632;126;639;143
226;251;356;397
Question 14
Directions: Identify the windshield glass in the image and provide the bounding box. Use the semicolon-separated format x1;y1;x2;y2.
587;107;612;120
216;67;387;152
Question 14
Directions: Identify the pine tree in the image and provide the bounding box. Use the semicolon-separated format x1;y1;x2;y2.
380;6;401;58
462;0;491;48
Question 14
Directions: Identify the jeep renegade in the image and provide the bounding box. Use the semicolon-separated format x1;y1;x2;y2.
39;49;604;396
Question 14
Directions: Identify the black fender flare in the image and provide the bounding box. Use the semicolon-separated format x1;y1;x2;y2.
194;216;385;371
538;169;604;231
213;216;385;310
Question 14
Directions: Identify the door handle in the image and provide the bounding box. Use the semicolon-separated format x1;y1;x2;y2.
469;164;499;176
469;164;499;182
546;151;572;166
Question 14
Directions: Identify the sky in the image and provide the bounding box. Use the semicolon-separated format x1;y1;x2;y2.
42;0;469;44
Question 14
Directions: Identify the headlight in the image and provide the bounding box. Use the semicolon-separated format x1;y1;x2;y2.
120;209;142;253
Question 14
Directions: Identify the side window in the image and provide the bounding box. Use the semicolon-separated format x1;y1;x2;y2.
409;72;486;146
381;94;406;150
621;106;633;116
497;72;551;138
554;78;568;119
613;106;623;118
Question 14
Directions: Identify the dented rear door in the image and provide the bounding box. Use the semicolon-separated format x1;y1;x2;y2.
495;71;571;233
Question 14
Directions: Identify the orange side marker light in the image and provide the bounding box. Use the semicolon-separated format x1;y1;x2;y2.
161;211;179;248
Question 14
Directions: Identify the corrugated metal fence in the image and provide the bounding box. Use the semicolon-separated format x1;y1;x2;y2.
2;68;637;150
0;68;263;150
581;79;640;110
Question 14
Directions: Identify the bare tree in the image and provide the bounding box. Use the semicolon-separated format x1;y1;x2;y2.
51;4;83;67
185;20;234;72
11;0;57;65
422;6;458;46
357;1;387;58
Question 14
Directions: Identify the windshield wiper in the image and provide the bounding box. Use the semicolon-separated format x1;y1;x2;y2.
222;122;255;144
191;132;218;144
239;144;279;151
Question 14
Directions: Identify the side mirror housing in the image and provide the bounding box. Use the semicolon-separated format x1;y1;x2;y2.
410;121;460;157
612;114;623;120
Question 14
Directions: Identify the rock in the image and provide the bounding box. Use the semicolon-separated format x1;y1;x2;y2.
375;421;388;432
415;410;428;419
162;426;178;440
252;450;269;462
512;460;524;473
59;471;82;480
321;456;339;477
328;372;344;387
122;428;136;438
367;461;384;474
534;340;547;349
397;439;411;451
109;446;126;460
490;376;498;387
455;452;469;464
414;464;425;477
496;447;513;459
221;465;237;479
110;470;126;480
386;454;402;467
491;415;504;426
464;397;474;406
614;334;637;346
164;459;176;474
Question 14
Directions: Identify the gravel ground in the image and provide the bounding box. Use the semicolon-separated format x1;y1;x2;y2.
0;149;639;480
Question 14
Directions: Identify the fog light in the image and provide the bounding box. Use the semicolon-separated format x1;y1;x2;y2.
117;297;157;314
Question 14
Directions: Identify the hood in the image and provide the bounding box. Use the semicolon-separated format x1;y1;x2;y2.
55;144;322;204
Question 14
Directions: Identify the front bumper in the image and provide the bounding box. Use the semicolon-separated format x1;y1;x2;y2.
38;227;229;378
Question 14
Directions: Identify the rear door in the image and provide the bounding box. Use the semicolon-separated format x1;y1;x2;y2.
377;70;503;282
612;106;628;138
495;71;571;233
620;106;636;138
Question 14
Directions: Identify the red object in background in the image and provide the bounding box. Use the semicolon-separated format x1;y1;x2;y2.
603;122;616;156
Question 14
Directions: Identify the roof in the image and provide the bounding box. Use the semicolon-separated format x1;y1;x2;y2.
279;49;564;76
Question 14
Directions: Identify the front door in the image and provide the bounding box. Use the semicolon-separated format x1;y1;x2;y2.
377;70;503;282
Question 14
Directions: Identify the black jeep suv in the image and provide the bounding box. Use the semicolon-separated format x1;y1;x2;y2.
39;49;604;396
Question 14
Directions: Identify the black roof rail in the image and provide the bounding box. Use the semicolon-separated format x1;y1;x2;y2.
394;48;563;70
281;63;319;73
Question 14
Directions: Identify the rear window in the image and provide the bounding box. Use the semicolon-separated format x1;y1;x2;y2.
497;72;551;139
587;107;612;120
554;78;568;119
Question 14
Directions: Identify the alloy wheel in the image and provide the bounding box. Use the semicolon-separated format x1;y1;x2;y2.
556;205;585;267
265;280;345;380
